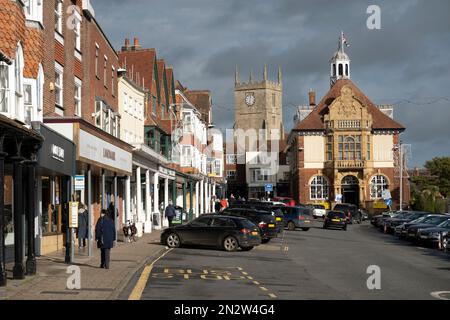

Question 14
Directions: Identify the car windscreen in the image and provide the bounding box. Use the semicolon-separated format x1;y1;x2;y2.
314;205;325;209
424;216;449;225
437;219;450;228
327;212;345;219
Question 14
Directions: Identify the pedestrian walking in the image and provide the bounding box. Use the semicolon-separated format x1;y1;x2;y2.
214;199;221;213
77;203;88;248
165;201;176;227
95;209;116;269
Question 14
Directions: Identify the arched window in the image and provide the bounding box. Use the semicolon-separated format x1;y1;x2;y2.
332;63;336;76
345;64;349;76
370;175;388;199
338;64;343;76
310;176;329;200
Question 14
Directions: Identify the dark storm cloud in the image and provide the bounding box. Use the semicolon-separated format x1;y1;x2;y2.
92;0;450;167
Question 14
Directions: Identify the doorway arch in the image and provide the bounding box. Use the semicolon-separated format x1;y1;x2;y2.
341;175;359;205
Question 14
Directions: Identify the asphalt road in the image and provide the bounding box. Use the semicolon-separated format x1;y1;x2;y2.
121;220;450;300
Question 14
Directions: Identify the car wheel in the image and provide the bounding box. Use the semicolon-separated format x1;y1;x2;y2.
287;221;296;231
223;236;238;252
241;246;254;251
166;233;180;248
301;227;310;231
261;238;271;244
323;225;327;229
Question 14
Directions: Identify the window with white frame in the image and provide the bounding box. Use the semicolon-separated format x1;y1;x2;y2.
0;62;9;113
183;111;193;132
226;154;237;164
214;159;222;176
36;65;43;121
123;92;128;113
103;56;108;87
95;44;99;77
94;100;120;138
74;11;81;52
24;0;43;22
54;0;63;34
111;66;115;95
226;170;236;180
74;78;82;116
23;83;32;124
181;146;192;167
310;176;329;200
370;175;388;199
15;45;24;120
54;63;63;108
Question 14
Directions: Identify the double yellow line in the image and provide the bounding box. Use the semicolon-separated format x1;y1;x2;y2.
128;248;173;300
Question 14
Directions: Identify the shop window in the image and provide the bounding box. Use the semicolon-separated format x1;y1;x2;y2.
310;175;329;200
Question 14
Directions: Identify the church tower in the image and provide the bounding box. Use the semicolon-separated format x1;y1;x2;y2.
234;65;284;140
330;31;351;88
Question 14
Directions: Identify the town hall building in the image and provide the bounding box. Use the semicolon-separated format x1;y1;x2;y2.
287;34;410;212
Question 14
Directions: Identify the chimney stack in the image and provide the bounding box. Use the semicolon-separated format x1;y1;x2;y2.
131;38;141;51
121;38;131;51
308;89;316;107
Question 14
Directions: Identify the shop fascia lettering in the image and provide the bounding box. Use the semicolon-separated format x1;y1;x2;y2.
51;144;65;162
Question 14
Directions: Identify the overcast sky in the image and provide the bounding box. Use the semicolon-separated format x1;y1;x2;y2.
93;0;450;168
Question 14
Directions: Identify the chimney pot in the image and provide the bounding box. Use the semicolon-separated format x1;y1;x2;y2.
125;38;130;46
134;38;139;46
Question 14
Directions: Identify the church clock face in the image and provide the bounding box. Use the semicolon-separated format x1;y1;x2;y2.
245;93;255;106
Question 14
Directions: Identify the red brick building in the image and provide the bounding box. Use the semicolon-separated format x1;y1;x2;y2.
288;36;410;213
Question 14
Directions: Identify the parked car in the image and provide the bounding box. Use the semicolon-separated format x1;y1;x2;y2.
417;218;450;248
323;211;348;230
161;214;261;252
371;211;398;227
405;215;450;242
359;209;369;221
394;213;436;237
440;232;450;252
333;203;360;224
271;206;312;231
311;204;327;219
385;211;430;234
272;197;296;207
222;208;279;243
228;201;284;233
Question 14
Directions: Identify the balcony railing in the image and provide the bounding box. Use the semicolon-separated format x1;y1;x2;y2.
335;160;365;169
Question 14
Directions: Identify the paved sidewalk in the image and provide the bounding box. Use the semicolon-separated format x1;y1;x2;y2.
0;231;166;300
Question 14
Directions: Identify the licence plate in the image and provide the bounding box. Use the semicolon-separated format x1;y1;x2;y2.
332;219;340;222
268;224;275;228
276;217;282;221
420;235;427;239
252;231;259;236
304;220;310;223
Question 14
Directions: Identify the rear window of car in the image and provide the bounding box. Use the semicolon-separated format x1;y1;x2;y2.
212;218;236;227
314;205;325;209
237;219;257;229
327;212;345;218
292;207;311;216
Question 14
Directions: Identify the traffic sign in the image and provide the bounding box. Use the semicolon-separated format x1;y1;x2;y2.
265;184;273;192
75;175;85;191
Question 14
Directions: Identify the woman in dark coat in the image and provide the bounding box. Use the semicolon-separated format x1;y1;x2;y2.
95;209;116;269
77;204;88;248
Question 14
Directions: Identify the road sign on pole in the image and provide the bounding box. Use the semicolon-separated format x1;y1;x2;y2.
264;184;273;193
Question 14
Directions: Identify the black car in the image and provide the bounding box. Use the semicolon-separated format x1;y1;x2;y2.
222;207;279;243
405;215;450;242
323;211;348;230
161;214;261;252
333;203;360;224
417;218;450;248
371;211;398;227
394;214;436;237
389;211;432;235
228;201;284;233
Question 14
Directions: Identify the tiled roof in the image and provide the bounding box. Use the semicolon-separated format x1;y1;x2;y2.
0;0;26;61
294;79;405;131
23;27;43;78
